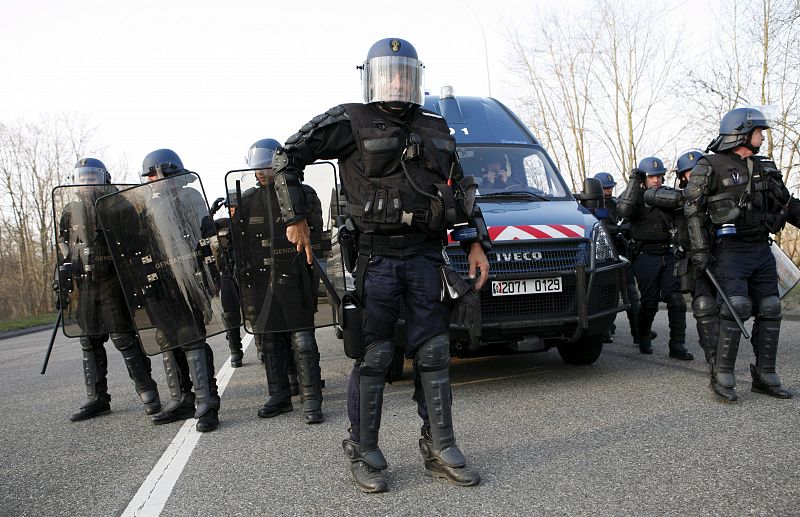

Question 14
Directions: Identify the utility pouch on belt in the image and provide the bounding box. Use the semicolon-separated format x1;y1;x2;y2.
339;290;364;359
428;183;459;232
707;193;740;225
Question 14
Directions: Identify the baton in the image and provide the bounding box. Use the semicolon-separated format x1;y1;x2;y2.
705;269;751;339
40;311;63;375
312;255;341;309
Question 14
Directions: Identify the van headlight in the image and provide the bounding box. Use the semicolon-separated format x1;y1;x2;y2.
593;223;617;262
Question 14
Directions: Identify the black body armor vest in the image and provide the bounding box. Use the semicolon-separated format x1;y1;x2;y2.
339;103;458;236
705;153;790;240
630;203;674;243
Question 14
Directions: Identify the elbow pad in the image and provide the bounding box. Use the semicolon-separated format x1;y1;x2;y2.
459;206;492;253
644;187;683;209
617;179;643;218
273;148;308;224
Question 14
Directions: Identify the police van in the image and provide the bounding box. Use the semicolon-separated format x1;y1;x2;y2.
326;87;628;376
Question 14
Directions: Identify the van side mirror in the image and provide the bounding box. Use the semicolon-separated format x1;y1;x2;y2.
578;178;605;210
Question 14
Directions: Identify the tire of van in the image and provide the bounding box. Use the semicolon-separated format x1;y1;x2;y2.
557;335;603;365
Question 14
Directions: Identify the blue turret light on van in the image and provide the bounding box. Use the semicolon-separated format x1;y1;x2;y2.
440;85;455;99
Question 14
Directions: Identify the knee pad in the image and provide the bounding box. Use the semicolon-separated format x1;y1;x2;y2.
291;329;318;353
416;334;451;372
720;295;752;321
667;292;687;311
640;302;659;315
79;336;102;352
626;284;640;303
692;295;717;319
757;295;781;320
361;340;394;376
109;332;137;352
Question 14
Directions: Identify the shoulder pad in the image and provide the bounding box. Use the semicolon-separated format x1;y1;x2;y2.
690;161;712;177
753;155;780;174
286;105;349;145
241;186;258;198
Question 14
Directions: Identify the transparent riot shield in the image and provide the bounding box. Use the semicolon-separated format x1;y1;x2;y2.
225;162;337;334
95;172;231;355
52;183;137;337
772;241;800;299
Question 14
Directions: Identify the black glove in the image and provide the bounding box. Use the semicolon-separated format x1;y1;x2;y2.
53;281;68;311
210;197;225;214
439;265;482;339
628;168;645;183
691;250;709;272
453;288;481;338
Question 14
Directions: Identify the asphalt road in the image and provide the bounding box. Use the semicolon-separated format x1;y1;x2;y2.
1;312;799;516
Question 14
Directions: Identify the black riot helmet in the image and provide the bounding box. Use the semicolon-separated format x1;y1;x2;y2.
72;157;111;184
141;148;186;181
707;107;771;153
360;38;425;106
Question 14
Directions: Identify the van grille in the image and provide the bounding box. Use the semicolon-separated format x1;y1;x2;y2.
446;241;590;276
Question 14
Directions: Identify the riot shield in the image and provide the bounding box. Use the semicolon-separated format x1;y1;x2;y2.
52;183;137;337
225;162;337;334
772;241;800;299
95;172;231;355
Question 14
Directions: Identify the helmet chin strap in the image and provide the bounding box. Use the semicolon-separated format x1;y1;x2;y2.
378;101;413;114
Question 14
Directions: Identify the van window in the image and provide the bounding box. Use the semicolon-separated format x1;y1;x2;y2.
457;146;568;198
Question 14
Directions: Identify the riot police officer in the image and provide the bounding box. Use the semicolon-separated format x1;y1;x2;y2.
592;171;643;345
234;138;324;423
618;157;693;360
212;196;244;368
140;149;222;431
273;38;490;493
673;151;718;371
685;107;793;401
56;158;161;421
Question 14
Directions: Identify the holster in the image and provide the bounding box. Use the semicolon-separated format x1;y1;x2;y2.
335;215;358;273
339;290;364;359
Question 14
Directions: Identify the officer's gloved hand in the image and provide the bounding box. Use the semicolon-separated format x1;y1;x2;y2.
691;250;710;273
453;288;481;339
628;168;645;184
210;197;225;214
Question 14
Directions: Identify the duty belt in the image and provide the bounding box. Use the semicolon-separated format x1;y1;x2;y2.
358;232;442;257
345;202;433;225
639;242;673;253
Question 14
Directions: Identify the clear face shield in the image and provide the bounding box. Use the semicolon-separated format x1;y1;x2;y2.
141;162;183;184
72;166;106;185
362;55;424;105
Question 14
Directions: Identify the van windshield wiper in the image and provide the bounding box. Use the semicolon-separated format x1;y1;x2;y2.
479;191;551;201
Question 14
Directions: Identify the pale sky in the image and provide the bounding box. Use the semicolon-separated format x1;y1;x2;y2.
1;0;713;202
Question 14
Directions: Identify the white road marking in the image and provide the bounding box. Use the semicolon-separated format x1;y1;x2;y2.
122;334;253;517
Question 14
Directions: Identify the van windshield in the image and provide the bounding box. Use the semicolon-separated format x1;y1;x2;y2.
456;145;569;199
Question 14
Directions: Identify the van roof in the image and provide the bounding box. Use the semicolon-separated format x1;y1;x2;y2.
422;94;540;146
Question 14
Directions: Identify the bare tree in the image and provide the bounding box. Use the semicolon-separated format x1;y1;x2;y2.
0;115;98;319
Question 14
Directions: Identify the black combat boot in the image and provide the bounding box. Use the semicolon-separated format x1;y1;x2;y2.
152;350;196;424
186;347;219;432
343;347;391;493
257;334;293;418
226;323;243;368
71;339;111;422
693;296;719;374
292;330;324;424
637;303;658;354
750;317;792;399
417;335;481;487
113;333;161;415
711;318;740;402
288;353;300;397
667;293;693;360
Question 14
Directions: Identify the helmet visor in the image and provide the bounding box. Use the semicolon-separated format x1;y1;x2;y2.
73;166;106;185
247;147;275;169
363;55;424;105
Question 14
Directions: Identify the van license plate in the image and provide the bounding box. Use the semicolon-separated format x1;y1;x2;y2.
491;277;562;296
